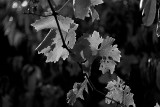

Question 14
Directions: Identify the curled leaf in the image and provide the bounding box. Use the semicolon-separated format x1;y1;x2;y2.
142;0;156;26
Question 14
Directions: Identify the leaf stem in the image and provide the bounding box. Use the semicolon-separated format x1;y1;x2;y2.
47;0;72;53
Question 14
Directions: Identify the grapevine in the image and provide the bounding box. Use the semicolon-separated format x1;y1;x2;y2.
31;0;135;107
3;0;160;107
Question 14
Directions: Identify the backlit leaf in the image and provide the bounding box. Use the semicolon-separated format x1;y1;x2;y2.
105;76;136;107
99;36;121;74
87;31;103;55
33;15;78;63
31;15;74;32
67;78;88;105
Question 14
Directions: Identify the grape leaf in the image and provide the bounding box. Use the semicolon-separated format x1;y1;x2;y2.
123;86;136;107
73;31;102;70
99;36;121;74
73;0;103;20
31;15;74;32
32;15;78;63
105;76;136;107
81;31;121;74
67;78;88;105
142;0;156;26
105;76;124;104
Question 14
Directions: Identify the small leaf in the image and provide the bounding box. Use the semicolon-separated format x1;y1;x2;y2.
142;0;156;26
67;78;88;105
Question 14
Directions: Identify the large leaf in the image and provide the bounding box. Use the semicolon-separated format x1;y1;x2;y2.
78;31;121;74
32;15;78;63
31;15;74;32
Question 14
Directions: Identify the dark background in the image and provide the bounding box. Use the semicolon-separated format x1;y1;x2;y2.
0;0;160;107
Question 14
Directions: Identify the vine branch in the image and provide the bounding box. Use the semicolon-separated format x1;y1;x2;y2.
47;0;125;107
47;0;72;53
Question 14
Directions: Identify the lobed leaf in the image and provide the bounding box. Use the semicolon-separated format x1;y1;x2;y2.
105;76;136;107
32;15;78;63
77;31;121;74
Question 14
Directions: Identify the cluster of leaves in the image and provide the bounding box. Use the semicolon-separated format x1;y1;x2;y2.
2;0;160;107
31;0;136;107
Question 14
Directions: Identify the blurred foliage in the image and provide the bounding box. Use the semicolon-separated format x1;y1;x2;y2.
0;0;160;107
